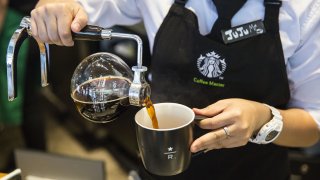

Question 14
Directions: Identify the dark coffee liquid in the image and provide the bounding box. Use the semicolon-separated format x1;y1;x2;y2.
144;96;159;129
71;76;131;123
71;76;159;127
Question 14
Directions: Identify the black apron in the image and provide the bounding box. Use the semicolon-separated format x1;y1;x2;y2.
149;0;290;179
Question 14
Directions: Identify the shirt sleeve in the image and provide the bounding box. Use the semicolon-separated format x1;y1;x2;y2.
76;0;142;27
286;0;320;129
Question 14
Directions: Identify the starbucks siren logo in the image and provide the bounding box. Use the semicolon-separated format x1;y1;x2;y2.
197;51;227;78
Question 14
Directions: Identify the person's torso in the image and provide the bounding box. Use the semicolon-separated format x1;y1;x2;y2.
81;0;320;117
149;0;290;179
135;0;314;61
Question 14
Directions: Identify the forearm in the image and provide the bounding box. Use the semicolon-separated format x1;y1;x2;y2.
191;99;320;152
274;108;320;147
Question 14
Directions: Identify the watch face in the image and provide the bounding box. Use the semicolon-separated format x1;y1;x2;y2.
265;130;279;141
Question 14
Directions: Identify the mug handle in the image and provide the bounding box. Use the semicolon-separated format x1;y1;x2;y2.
191;114;208;157
194;115;207;122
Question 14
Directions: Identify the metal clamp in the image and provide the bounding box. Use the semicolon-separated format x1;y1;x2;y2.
7;16;50;101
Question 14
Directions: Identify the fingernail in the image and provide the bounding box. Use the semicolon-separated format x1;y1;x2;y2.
66;41;74;47
191;145;198;153
72;22;81;31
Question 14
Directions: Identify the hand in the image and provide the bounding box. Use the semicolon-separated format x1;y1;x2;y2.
30;0;88;46
190;98;272;153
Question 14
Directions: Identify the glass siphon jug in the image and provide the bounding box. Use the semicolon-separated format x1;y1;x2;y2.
6;17;150;123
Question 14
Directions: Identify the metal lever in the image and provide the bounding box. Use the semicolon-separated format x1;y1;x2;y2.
72;25;111;41
72;25;150;106
6;16;49;101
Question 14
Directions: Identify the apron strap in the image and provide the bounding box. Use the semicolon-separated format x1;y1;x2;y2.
264;0;282;33
174;0;188;6
208;0;247;41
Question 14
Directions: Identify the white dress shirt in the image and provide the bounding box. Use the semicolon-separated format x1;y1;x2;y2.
77;0;320;128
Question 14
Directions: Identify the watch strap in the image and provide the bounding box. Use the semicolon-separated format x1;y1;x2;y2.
249;104;283;144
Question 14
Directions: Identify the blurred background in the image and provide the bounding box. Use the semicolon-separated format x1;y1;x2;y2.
1;1;320;180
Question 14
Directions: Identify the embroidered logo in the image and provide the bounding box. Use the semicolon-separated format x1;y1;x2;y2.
197;51;227;78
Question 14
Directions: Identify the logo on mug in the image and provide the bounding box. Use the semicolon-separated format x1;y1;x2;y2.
164;147;177;160
196;50;227;78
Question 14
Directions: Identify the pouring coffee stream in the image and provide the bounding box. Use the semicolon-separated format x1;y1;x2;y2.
6;16;160;127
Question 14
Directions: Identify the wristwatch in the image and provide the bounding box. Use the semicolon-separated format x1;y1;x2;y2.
249;104;283;144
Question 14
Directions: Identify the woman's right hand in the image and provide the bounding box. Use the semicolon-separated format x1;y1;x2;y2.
31;0;88;46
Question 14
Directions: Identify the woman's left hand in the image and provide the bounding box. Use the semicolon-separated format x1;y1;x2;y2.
190;98;272;153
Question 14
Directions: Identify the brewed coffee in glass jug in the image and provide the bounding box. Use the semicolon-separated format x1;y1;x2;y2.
69;26;152;123
6;17;153;124
71;52;134;123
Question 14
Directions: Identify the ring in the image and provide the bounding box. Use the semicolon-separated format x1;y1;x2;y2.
223;126;231;138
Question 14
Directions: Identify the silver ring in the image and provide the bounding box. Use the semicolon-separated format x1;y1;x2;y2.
223;126;231;138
